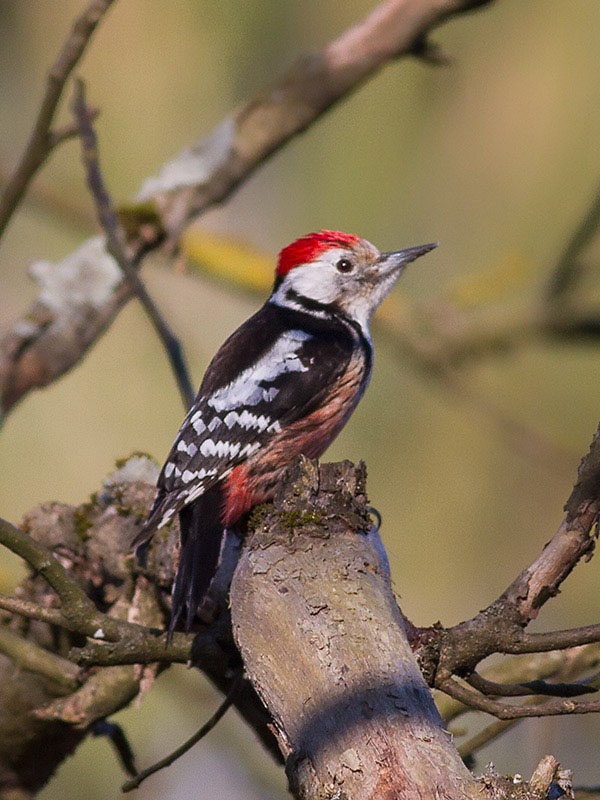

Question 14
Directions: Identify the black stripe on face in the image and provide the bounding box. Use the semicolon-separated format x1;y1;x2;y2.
283;288;373;377
284;287;338;317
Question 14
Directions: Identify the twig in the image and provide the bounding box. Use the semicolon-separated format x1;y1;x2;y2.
547;182;600;300
121;674;244;792
0;624;80;693
466;672;596;697
0;516;199;661
503;624;600;654
0;516;98;621
458;719;515;759
439;677;600;719
0;591;198;667
0;0;114;239
466;671;594;698
92;720;137;776
49;106;100;148
0;593;70;628
71;79;195;410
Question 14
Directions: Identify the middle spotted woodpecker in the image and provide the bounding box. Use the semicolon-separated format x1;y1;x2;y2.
135;230;436;634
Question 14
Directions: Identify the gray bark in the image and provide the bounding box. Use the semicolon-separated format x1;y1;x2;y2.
231;458;479;800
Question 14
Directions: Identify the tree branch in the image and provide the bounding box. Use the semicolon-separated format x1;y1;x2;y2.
121;674;244;792
0;625;80;694
502;624;600;654
439;677;600;720
0;0;115;240
71;79;194;409
138;0;497;241
547;182;600;301
0;0;496;420
0;451;597;795
466;670;594;699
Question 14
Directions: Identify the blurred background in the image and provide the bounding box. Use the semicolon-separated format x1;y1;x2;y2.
2;0;600;797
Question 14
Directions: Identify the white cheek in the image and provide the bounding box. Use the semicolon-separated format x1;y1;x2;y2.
285;262;341;304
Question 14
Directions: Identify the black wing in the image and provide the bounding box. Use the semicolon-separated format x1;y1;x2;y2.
137;303;356;540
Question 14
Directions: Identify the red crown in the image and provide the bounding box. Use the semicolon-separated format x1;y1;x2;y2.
277;230;362;277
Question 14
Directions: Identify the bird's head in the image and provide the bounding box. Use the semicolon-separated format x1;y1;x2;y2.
271;230;437;329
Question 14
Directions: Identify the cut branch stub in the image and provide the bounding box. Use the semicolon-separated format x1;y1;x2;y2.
230;457;479;800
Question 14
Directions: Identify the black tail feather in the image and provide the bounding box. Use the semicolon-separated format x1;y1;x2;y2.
168;487;225;640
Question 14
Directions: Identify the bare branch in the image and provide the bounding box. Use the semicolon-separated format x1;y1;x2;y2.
466;671;594;699
403;423;600;719
439;677;600;720
71;79;194;410
48;106;100;148
547;182;600;300
121;674;244;792
140;0;496;241
0;625;80;694
91;720;137;777
0;515;198;662
0;593;70;628
458;719;514;759
504;624;600;654
0;0;496;421
0;0;115;239
0;516;99;622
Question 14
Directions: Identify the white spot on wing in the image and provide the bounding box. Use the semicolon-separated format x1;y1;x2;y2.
224;411;237;428
207;330;311;412
191;412;206;434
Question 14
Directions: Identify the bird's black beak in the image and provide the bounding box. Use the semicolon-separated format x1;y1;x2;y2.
376;242;438;276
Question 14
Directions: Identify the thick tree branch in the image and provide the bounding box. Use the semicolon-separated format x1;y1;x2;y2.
0;0;114;240
0;451;596;795
230;458;482;800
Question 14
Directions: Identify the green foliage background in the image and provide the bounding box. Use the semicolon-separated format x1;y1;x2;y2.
1;1;600;797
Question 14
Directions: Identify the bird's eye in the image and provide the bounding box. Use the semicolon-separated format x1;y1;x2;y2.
336;258;353;273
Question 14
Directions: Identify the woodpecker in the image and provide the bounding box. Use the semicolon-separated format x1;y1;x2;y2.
135;230;436;635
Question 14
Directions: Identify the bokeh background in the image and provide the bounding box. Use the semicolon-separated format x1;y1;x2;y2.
2;1;600;797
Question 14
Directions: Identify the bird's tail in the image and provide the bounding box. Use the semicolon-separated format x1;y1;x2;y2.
169;486;225;639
